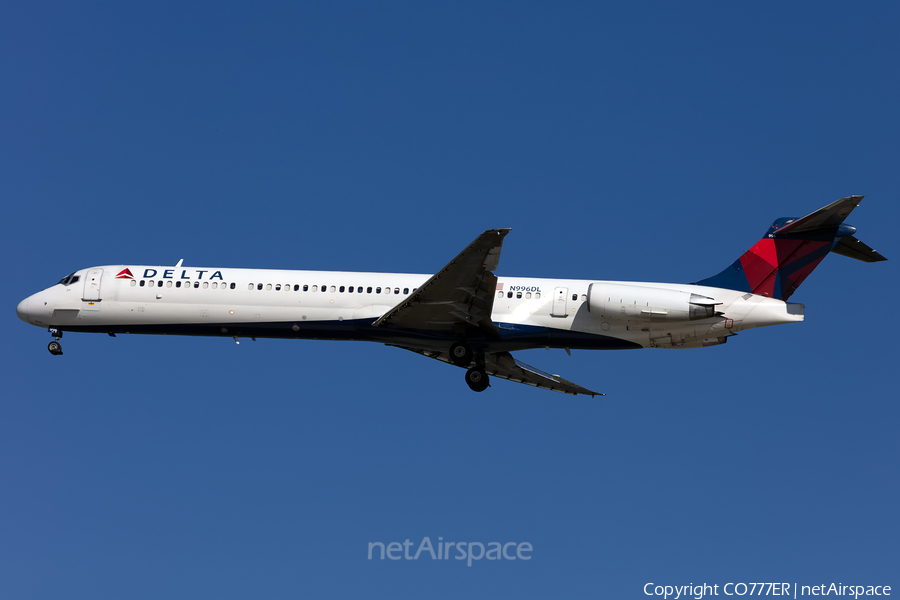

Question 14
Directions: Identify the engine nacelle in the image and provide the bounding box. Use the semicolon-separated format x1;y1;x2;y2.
587;283;720;322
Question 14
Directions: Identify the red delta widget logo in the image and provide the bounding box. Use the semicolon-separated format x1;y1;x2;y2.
115;268;134;279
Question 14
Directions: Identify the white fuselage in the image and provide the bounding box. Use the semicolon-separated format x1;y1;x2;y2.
16;264;804;352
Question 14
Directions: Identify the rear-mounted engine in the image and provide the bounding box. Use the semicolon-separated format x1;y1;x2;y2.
586;283;721;322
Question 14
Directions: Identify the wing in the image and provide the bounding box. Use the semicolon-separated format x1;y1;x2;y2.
372;228;510;332
393;345;604;397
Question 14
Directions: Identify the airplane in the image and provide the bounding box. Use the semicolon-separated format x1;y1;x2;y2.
16;196;886;396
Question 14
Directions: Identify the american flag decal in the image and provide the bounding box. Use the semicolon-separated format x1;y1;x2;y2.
496;282;503;290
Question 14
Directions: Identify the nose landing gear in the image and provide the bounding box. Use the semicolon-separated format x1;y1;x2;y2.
47;329;63;355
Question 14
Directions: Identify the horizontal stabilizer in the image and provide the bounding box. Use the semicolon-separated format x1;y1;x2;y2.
776;195;863;234
831;235;888;262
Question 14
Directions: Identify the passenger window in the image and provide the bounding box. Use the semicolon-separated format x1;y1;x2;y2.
394;288;399;294
507;291;512;298
194;282;200;288
357;287;363;293
497;291;503;298
275;284;281;291
294;285;300;291
348;286;354;293
413;288;418;292
176;281;181;288
303;285;308;291
330;285;336;293
258;284;263;290
203;282;209;289
367;287;372;293
130;280;136;287
572;294;577;301
581;294;587;301
403;288;409;294
517;292;522;299
158;281;163;287
166;281;172;288
321;285;327;292
376;287;382;294
526;292;531;299
149;281;155;288
266;284;272;291
535;292;541;299
230;283;235;289
339;286;345;293
384;287;391;295
312;285;318;292
211;282;217;289
140;280;146;287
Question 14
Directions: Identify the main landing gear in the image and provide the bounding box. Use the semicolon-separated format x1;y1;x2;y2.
48;329;63;356
465;367;489;392
449;341;473;367
450;341;490;392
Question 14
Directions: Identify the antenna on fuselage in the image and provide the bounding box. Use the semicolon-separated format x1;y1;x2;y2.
175;259;184;268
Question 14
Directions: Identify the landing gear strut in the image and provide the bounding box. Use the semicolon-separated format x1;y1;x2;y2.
449;341;473;367
48;329;63;356
465;367;489;392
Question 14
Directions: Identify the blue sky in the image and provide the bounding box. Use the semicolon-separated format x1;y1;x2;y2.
2;2;898;598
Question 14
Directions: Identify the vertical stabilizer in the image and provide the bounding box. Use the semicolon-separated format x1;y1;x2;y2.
694;196;885;301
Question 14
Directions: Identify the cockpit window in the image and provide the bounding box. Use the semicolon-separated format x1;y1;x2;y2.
57;273;81;286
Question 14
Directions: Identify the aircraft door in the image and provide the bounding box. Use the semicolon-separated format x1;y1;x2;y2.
82;268;103;310
552;287;568;317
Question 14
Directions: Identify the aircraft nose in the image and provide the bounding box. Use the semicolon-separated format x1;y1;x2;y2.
16;297;30;323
